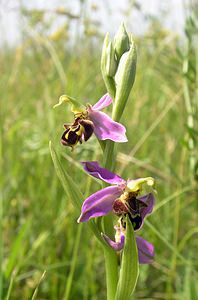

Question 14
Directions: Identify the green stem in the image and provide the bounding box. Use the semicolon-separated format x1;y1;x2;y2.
101;188;118;299
102;214;119;299
101;65;126;299
102;98;123;172
103;248;118;300
103;141;115;171
5;269;17;300
63;224;83;300
102;142;118;299
166;193;180;299
183;32;196;182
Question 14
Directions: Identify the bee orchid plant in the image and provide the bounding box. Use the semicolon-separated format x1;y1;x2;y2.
51;23;156;300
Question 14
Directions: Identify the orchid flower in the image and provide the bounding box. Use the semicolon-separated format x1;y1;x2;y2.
54;94;127;149
78;161;155;231
102;223;154;264
77;161;155;264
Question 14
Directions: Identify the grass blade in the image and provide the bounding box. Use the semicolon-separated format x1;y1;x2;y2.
5;219;31;278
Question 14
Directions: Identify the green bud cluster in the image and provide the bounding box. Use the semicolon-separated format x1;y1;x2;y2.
101;23;137;122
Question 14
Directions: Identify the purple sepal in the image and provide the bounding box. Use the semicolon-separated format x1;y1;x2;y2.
138;193;155;228
102;232;125;251
88;107;128;142
77;186;123;223
81;161;125;185
92;94;112;110
136;236;155;264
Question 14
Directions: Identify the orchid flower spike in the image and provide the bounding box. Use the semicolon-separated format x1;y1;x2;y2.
78;161;155;232
54;93;127;149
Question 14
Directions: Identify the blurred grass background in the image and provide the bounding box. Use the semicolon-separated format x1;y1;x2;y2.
1;1;198;299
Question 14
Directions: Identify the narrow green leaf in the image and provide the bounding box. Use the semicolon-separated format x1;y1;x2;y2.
31;270;46;300
180;262;198;300
49;141;82;210
5;269;17;300
63;224;83;300
5;219;31;278
49;141;107;246
116;216;139;300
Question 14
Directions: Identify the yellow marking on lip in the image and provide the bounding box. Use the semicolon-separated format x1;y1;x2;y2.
64;124;85;143
64;131;70;140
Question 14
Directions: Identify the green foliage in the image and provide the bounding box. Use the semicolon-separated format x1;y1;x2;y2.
1;7;198;300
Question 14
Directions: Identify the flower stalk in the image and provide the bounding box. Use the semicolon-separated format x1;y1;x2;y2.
101;23;137;123
100;23;137;299
102;23;137;174
103;216;119;300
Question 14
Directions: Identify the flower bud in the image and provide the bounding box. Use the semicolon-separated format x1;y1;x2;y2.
113;35;137;121
105;41;118;77
114;22;130;61
101;33;116;98
101;33;109;74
